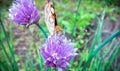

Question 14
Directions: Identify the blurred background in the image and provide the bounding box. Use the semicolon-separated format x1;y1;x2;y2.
0;0;120;71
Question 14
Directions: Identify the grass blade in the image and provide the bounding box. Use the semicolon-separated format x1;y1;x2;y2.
82;30;120;71
97;39;116;71
0;60;9;71
72;0;81;40
0;39;13;70
0;19;18;71
89;9;105;53
106;47;120;71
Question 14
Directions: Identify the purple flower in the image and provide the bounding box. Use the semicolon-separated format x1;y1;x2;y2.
9;0;40;25
40;35;77;69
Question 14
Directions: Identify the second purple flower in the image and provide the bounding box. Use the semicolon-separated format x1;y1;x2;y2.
40;35;77;69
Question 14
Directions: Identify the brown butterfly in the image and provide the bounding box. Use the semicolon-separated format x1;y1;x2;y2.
44;0;62;35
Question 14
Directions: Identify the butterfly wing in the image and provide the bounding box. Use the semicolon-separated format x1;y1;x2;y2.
45;0;62;35
45;0;55;35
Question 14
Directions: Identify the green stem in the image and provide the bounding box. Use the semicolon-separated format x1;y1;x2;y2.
0;19;18;71
45;66;51;71
36;23;48;38
72;0;81;40
82;30;120;71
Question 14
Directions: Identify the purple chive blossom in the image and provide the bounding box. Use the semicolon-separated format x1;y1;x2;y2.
40;35;77;69
9;0;40;25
